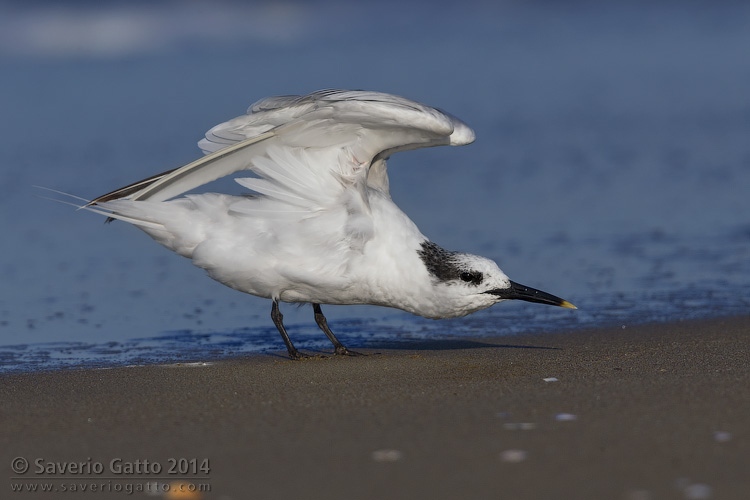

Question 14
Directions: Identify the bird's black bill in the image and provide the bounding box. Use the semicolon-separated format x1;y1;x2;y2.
486;280;577;309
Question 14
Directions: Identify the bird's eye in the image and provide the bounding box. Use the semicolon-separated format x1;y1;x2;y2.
460;272;483;285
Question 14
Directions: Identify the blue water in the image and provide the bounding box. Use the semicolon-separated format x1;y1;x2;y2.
2;1;749;372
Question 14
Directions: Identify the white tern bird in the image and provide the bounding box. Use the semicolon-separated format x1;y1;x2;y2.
79;89;576;359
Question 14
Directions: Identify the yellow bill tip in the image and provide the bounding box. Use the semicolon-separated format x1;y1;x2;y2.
559;300;577;310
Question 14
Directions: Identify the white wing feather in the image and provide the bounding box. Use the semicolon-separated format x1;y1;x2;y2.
91;90;475;205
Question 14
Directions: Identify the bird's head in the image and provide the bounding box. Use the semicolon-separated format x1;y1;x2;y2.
417;241;576;318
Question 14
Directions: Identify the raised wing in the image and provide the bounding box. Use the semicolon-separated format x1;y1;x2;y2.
89;89;475;205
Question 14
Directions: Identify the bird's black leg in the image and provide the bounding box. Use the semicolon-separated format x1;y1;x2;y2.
313;303;365;356
271;300;309;360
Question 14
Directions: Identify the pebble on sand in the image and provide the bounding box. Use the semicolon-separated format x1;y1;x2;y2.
164;481;203;499
499;449;528;463
503;422;537;430
371;449;403;462
554;413;578;422
625;489;652;500
713;431;731;442
682;483;713;499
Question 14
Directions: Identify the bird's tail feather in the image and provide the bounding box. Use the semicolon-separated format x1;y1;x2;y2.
36;186;166;230
80;202;167;231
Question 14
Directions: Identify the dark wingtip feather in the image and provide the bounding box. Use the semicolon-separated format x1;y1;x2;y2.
87;166;180;206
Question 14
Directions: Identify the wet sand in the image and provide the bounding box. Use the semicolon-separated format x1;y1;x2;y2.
2;316;749;499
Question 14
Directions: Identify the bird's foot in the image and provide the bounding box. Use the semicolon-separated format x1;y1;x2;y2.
288;350;327;360
334;346;369;357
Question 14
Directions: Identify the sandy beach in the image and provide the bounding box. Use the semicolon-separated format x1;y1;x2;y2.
2;315;748;499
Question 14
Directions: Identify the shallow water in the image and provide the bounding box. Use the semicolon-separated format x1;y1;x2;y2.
1;1;749;372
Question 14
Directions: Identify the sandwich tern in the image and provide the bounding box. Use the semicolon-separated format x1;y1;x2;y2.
76;89;575;359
